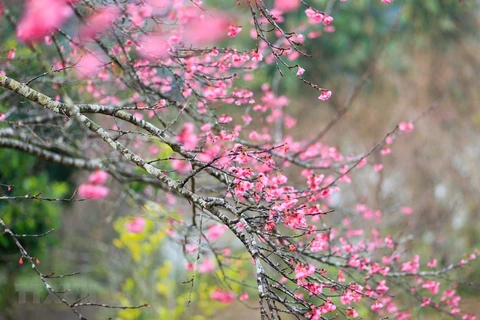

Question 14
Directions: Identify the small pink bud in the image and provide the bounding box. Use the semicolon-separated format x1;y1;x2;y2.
318;90;332;101
399;121;414;133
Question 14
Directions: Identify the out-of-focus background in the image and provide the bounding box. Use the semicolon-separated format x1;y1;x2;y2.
1;0;479;319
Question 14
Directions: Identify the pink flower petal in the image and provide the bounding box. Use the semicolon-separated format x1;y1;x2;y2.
78;184;109;199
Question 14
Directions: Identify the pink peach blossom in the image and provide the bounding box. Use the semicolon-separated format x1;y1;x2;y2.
295;263;315;279
198;258;216;273
227;25;242;38
400;206;413;215
399;121;414;133
323;15;334;25
138;35;170;60
305;8;324;24
210;289;235;304
371;301;384;311
183;12;232;45
147;0;172;8
176;123;198;151
78;184;109;199
218;115;233;124
274;0;300;12
170;159;192;173
207;224;227;241
17;0;72;43
7;49;15;60
79;5;119;41
75;52;107;78
427;258;437;268
381;148;391;155
125;217;147;233
346;307;359;318
88;170;109;185
318;90;332;101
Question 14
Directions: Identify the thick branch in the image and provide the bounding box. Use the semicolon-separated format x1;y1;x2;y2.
0;137;101;169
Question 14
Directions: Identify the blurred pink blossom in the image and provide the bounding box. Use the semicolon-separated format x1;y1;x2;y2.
183;10;234;45
207;224;227;241
305;8;323;24
198;258;216;273
170;159;191;173
176;123;198;151
371;301;384;311
126;217;147;233
79;5;119;40
427;259;437;268
274;0;300;12
17;0;72;43
76;52;107;78
88;170;109;185
210;289;235;304
399;122;414;133
239;292;249;301
147;0;172;8
138;35;170;60
78;184;109;199
400;206;413;215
